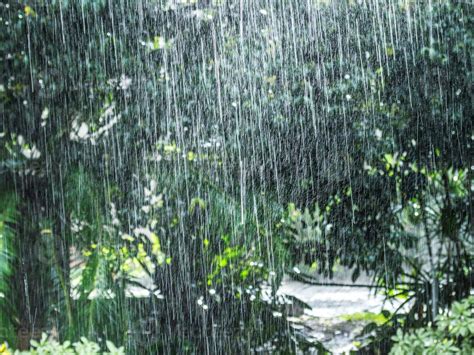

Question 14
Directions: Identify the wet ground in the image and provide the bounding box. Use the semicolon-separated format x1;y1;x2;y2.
279;274;403;354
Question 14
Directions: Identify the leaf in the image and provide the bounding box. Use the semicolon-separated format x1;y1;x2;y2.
219;258;228;268
384;153;395;166
78;251;99;300
24;5;36;17
361;322;378;335
352;267;360;283
189;197;206;213
106;340;117;352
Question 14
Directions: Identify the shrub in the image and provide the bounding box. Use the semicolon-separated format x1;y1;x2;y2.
390;296;474;354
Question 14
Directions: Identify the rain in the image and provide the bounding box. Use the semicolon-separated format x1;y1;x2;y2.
0;0;473;354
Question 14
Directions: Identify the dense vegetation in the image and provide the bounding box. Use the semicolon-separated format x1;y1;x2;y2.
1;0;472;353
390;296;474;354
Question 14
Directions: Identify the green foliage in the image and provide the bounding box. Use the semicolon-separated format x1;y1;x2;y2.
340;312;389;326
0;191;18;347
378;164;472;325
1;0;472;353
12;333;124;355
280;2;473;342
390;297;474;355
281;202;336;276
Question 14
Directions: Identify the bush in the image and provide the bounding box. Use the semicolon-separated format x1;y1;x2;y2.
390;296;474;354
0;333;124;355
